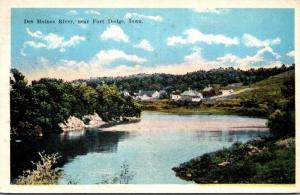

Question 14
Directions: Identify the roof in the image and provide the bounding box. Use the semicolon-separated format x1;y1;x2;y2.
171;91;181;95
181;90;202;97
202;86;213;92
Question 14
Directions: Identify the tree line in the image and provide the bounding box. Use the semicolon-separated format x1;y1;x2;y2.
77;64;294;93
10;69;141;137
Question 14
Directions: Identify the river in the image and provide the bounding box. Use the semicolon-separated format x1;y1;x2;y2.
11;111;269;184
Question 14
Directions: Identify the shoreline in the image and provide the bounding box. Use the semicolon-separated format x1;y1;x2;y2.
141;108;268;119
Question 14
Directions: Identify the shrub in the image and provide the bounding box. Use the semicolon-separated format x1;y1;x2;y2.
15;152;62;185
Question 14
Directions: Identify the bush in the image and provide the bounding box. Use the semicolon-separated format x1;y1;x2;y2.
268;109;295;137
15;152;62;185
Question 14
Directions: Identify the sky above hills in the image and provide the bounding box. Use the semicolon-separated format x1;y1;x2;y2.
12;8;295;81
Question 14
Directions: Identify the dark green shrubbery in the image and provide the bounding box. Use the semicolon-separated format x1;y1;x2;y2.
10;69;141;137
267;79;295;137
173;138;295;184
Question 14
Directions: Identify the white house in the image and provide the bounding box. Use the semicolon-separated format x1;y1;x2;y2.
170;91;181;101
135;90;160;101
181;90;203;102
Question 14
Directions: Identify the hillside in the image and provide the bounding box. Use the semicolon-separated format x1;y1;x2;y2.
141;69;295;117
172;69;295;184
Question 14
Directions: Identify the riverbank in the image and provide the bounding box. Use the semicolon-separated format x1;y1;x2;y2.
172;136;295;184
140;99;267;117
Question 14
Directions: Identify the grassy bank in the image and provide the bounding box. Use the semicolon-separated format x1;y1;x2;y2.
141;69;294;118
172;137;295;184
141;99;267;117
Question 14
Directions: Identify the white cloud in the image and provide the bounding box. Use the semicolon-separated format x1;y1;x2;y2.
124;13;163;22
100;25;129;42
66;10;79;15
133;39;154;52
286;50;295;57
167;28;239;46
192;8;227;14
217;46;282;66
22;28;86;55
23;44;285;81
84;10;100;15
25;46;285;82
243;34;281;48
24;41;47;48
184;48;204;63
90;49;147;66
217;53;240;64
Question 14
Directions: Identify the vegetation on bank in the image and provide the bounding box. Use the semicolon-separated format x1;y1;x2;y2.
172;69;295;183
15;152;62;185
10;69;141;137
173;137;295;184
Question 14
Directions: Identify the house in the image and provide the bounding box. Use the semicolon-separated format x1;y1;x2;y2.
135;90;160;101
170;91;181;101
220;89;234;96
181;90;203;102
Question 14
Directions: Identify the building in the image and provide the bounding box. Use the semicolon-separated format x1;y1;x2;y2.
180;90;203;102
135;90;160;101
170;91;181;101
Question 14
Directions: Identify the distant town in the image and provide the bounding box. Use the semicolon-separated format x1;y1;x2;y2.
123;83;243;102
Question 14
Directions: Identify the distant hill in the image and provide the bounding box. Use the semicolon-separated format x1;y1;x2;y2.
74;65;294;93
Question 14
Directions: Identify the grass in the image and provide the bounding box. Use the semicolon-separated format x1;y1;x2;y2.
172;137;295;184
141;69;295;117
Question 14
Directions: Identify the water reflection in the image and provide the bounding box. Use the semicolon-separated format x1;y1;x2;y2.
195;130;268;143
11;130;129;181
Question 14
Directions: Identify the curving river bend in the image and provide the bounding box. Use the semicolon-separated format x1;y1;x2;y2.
11;112;269;184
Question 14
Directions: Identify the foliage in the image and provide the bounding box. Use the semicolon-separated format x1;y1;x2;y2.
267;77;295;137
10;69;141;137
15;152;62;185
173;137;295;184
76;65;294;94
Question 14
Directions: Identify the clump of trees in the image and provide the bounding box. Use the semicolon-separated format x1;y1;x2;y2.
10;69;141;137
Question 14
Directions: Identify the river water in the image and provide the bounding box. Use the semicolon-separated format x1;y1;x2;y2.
11;112;269;184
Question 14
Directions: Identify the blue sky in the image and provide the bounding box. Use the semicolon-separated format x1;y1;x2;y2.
12;8;295;81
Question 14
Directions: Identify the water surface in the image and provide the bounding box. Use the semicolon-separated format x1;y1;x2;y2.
11;112;269;184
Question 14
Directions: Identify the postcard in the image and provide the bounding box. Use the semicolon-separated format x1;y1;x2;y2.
0;0;299;193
